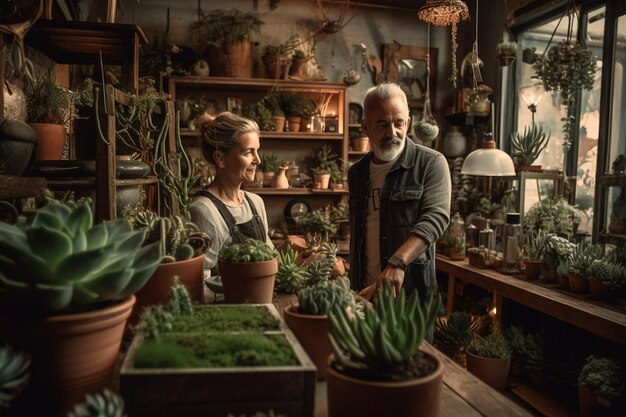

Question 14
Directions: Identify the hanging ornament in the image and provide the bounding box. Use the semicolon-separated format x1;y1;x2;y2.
414;23;439;143
417;0;469;88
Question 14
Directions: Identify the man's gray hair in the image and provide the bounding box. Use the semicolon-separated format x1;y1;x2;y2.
363;83;409;119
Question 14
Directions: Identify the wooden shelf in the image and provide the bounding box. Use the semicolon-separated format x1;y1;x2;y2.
597;174;626;187
509;382;577;417
46;176;159;189
179;129;344;140
167;76;346;92
348;151;369;156
246;188;348;196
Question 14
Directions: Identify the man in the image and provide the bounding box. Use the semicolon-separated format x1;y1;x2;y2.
348;83;451;311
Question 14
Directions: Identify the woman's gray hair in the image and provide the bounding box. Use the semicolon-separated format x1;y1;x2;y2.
199;111;259;164
363;83;409;119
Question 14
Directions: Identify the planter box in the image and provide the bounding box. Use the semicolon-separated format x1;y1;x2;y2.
120;304;316;417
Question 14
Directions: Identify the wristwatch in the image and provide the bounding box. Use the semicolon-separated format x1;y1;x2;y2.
387;255;407;271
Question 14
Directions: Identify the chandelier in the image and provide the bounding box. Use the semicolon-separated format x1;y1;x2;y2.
417;0;469;27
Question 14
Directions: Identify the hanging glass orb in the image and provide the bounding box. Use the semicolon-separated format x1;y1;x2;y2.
417;0;470;26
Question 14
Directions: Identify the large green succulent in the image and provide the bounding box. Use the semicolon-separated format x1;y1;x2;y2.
435;311;474;346
298;276;353;316
0;201;162;313
275;247;307;294
329;284;439;379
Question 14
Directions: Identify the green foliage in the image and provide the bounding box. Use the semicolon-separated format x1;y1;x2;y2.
0;346;30;408
568;241;603;276
496;41;517;56
298;277;353;316
165;277;194;317
312;145;340;175
522;230;548;261
467;329;511;359
330;201;349;223
523;198;578;237
541;234;575;271
191;8;264;48
578;356;623;399
329;284;440;378
219;238;278;262
435;311;474;346
511;125;550;166
25;70;74;125
262;35;301;56
275;92;308;117
505;326;544;374
0;201;162;313
589;260;626;290
259;153;280;173
275;247;307;293
67;389;125;417
243;101;274;131
304;242;338;285
296;208;338;239
475;197;504;219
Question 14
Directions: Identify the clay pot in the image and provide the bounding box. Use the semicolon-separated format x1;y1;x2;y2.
284;305;331;379
262;171;275;187
351;137;370;153
523;260;542;280
466;352;511;391
540;266;557;282
262;53;283;79
30;122;66;160
272;116;286;132
558;275;571;290
326;351;443;417
130;255;205;325
3;296;135;416
313;173;330;189
205;41;252;78
218;258;277;304
568;272;590;293
589;278;612;301
286;116;301;132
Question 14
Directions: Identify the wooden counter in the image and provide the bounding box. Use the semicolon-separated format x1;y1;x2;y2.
436;255;626;346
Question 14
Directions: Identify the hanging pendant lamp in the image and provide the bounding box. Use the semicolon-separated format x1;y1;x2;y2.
417;0;469;27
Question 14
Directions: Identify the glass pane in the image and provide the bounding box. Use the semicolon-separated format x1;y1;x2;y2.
574;6;605;235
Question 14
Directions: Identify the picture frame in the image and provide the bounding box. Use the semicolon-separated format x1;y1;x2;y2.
379;43;438;111
226;97;243;115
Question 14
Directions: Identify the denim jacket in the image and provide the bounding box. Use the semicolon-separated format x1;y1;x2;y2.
348;139;451;298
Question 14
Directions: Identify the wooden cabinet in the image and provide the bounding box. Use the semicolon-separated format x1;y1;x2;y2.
167;76;349;232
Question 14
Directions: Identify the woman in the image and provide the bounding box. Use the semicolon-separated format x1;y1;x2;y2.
189;112;273;271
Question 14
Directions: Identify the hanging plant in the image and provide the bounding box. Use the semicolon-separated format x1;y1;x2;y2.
414;23;439;143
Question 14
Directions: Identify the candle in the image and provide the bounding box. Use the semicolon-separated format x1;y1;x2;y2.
491;102;495;135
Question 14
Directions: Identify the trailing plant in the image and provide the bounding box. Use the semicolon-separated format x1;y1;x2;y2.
435;311;475;346
191;8;264;48
523;198;578;237
329;283;440;381
312;145;340;176
578;356;624;399
522;229;548;262
24;69;74;125
0;346;30;408
510;124;550;166
298;276;353;316
259;153;280;173
0;200;162;313
467;329;511;359
275;247;307;294
588;260;626;290
219;238;278;263
67;389;125;417
568;241;602;277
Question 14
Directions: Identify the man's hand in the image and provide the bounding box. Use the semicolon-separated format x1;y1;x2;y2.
376;264;405;297
357;283;377;301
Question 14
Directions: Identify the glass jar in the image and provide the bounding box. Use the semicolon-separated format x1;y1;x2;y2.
465;223;478;249
449;212;466;260
478;219;495;252
501;213;523;274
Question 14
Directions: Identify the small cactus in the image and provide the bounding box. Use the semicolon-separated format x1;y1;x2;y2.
67;389;125;417
165;277;194;316
0;346;30;408
276;247;307;293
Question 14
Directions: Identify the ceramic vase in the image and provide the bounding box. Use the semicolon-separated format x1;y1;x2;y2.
443;127;467;158
272;166;289;189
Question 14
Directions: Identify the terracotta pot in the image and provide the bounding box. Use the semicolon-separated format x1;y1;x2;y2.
262;171;275;187
523;260;542;280
466;352;511;391
326;351;443;417
272;116;286;132
540;266;557;282
568;272;590;293
351;137;370;153
286;116;301;133
30;122;66;160
218;258;277;303
434;340;465;366
558;276;571;290
130;255;205;325
589;278;612;301
313;173;330;189
578;383;613;417
284;305;331;380
262;53;283;79
2;296;135;416
205;41;252;78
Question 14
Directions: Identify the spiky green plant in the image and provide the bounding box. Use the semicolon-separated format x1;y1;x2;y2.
578;356;623;399
568;241;602;277
522;230;548;262
0;346;30;408
467;329;511;359
329;284;439;380
511;124;550;166
164;277;194;316
67;389;125;417
435;311;474;346
304;242;337;286
0;201;162;313
141;279;194;340
298;278;353;316
589;260;626;290
275;247;307;293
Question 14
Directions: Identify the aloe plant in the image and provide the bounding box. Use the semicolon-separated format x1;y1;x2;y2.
522;230;548;262
0;201;162;312
568;241;603;277
435;311;475;346
298;276;353;316
511;124;550;166
329;284;439;379
275;247;307;293
67;389;125;417
0;346;30;408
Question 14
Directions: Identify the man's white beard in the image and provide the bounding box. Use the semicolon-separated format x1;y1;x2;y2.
372;136;405;162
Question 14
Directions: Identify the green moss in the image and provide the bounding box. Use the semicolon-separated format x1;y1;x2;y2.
163;305;280;334
134;333;297;368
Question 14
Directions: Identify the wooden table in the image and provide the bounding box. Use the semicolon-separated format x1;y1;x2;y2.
436;255;626;346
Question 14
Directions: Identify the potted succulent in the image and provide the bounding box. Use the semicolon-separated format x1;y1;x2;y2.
567;241;602;294
259;153;280;187
434;311;475;365
349;127;370;153
218;238;279;303
505;326;544;382
191;8;264;78
578;356;624;417
0;345;30;409
521;230;547;280
466;329;512;391
588;259;626;301
284;276;355;379
541;234;575;282
0;199;162;414
311;145;340;190
68;389;125;417
24;70;74;160
523;198;578;238
496;41;517;66
326;284;443;417
510;124;550;171
274;247;308;294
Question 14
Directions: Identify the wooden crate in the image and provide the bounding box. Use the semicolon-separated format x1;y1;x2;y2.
120;304;316;417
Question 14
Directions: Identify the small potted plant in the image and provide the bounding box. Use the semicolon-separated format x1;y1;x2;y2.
263;94;286;132
521;230;547;280
505;326;544;382
510;124;550;171
259;153;280;187
523;198;578;238
326;284;443;416
522;46;538;64
261;36;300;80
242;101;274;132
588;259;625;301
541;234;575;282
284;277;355;379
295;208;337;242
277;92;308;132
578;356;624;417
568;241;602;294
288;49;309;80
274;247;308;294
466;329;512;391
496;41;517;66
311;145;339;190
218;238;279;303
349;128;369;153
434;311;475;365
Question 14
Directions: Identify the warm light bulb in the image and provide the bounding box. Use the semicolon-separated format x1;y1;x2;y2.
519;81;545;108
